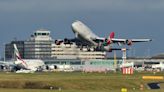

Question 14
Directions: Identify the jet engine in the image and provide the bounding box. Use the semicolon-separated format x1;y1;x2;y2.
55;39;63;45
126;39;133;46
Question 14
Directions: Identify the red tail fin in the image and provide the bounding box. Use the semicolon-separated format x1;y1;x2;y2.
106;32;115;45
109;32;115;39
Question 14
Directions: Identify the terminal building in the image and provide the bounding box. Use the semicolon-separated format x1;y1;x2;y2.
51;43;106;59
5;29;107;60
5;41;24;59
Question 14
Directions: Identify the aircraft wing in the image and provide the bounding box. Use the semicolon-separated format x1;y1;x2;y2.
111;38;152;43
111;38;152;46
128;39;152;42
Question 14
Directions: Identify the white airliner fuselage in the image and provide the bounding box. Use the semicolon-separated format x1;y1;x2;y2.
71;20;151;51
13;44;45;73
15;59;44;71
72;21;103;46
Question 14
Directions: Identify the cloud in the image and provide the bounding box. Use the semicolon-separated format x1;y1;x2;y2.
0;0;164;13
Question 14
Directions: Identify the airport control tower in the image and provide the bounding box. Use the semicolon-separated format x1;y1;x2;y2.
24;29;53;59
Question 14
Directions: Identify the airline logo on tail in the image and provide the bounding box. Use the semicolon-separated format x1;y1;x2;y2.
107;32;115;45
103;32;115;46
13;44;28;68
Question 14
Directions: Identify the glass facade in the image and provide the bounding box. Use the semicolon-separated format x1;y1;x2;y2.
5;41;24;60
44;59;82;65
24;40;52;59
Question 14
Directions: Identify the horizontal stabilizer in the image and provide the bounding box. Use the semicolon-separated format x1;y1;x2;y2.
111;48;122;51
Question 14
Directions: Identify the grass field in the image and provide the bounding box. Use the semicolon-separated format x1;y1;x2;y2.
0;71;163;92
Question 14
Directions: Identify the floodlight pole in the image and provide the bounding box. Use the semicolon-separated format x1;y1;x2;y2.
114;51;117;69
122;48;126;65
3;43;5;62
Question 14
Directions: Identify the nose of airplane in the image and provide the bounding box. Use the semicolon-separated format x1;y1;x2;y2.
71;21;80;32
71;22;76;28
72;20;80;26
71;23;77;33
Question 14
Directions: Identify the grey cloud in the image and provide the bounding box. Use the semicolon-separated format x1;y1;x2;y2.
0;0;164;13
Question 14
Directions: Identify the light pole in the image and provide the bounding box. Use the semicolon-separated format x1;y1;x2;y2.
122;48;127;64
3;43;6;62
114;51;117;70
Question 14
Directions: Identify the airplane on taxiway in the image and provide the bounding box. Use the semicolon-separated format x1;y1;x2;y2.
13;44;45;73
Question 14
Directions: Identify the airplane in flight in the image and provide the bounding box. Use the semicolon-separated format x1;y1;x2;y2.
13;44;45;73
71;20;152;51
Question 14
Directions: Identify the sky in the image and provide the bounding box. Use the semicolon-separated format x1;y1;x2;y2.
0;0;164;57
